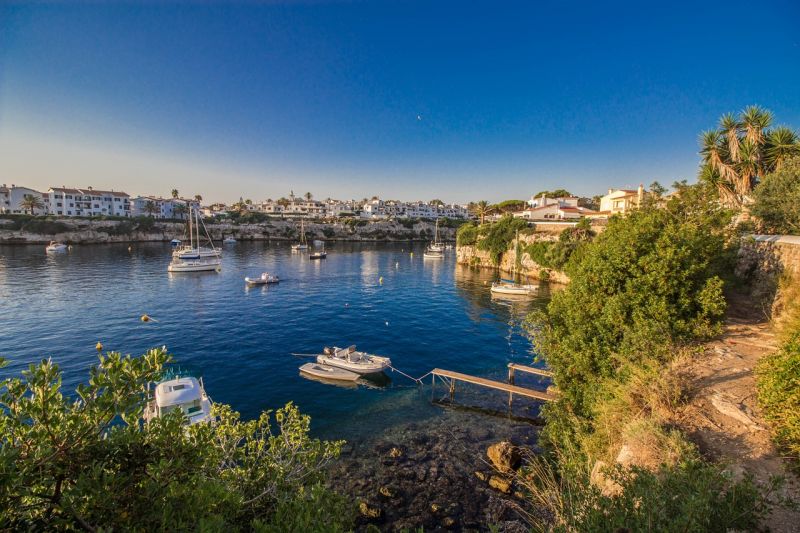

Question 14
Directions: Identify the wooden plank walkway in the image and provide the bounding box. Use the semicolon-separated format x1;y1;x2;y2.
507;363;553;378
431;368;556;403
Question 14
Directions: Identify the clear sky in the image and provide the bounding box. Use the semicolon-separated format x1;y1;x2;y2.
1;0;798;204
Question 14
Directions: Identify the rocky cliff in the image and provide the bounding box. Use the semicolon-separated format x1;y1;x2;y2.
0;217;455;244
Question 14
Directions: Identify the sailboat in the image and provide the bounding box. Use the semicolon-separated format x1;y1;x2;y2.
309;241;327;259
291;218;309;251
490;230;538;295
423;218;444;259
168;207;222;272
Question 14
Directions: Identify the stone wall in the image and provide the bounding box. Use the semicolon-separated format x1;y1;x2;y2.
456;232;571;284
736;235;800;308
0;217;455;245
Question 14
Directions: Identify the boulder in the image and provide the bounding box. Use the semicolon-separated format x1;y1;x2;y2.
487;441;521;473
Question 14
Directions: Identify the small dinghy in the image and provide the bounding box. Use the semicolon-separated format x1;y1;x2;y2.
45;241;68;253
309;251;327;259
316;345;391;375
299;362;360;382
245;272;279;285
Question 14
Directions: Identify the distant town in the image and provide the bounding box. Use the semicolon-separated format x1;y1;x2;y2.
0;183;647;221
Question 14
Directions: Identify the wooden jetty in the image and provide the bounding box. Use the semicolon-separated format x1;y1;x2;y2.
430;368;556;409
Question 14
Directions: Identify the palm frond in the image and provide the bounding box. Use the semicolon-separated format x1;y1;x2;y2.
765;126;800;171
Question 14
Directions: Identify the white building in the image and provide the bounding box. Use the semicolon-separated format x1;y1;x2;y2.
130;196;200;219
599;185;644;215
515;194;597;220
48;187;131;217
0;184;49;215
360;199;469;220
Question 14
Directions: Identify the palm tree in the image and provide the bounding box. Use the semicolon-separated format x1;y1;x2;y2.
19;194;44;215
173;203;188;220
171;189;179;199
472;200;491;224
699;105;799;209
194;194;203;202
304;192;313;202
144;200;158;218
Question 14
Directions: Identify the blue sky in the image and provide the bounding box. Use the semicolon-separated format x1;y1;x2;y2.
1;0;798;203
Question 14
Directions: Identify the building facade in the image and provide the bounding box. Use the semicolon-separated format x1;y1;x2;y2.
0;185;49;215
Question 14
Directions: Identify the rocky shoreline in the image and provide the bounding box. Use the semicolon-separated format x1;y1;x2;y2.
328;407;544;531
0;217;456;245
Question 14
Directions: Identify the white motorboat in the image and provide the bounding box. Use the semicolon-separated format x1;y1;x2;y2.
488;229;537;295
299;362;360;382
291;218;309;250
144;375;213;425
316;345;391;375
223;236;236;244
245;272;279;285
168;207;221;272
423;246;444;259
490;279;538;295
45;241;68;253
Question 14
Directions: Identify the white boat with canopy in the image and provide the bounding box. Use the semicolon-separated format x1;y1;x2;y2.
490;230;538;296
245;272;279;285
144;375;213;425
45;241;68;253
316;345;391;375
168;207;222;272
291;218;309;251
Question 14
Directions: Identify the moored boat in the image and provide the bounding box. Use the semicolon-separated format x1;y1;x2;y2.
245;272;279;285
45;241;68;253
299;362;360;381
316;345;391;375
490;279;538;295
291;218;309;250
144;375;213;425
168;206;222;272
223;236;236;244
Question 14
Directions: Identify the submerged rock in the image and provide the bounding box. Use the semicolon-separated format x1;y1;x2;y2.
489;475;512;494
358;501;383;520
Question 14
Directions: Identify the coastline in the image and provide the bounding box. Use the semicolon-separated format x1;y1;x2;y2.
0;216;457;245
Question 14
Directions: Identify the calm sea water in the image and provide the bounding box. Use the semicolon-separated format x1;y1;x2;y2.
0;242;552;441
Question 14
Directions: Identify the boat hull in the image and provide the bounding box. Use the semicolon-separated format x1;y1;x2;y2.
490;284;537;295
300;363;360;381
316;354;390;375
168;260;221;272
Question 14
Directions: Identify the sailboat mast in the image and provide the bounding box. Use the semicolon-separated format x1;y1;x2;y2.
188;205;194;249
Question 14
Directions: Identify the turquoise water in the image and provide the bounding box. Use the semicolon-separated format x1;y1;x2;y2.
0;242;552;441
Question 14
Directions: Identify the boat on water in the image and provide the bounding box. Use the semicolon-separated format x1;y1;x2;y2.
316;345;391;375
291;218;309;251
45;241;68;253
489;229;538;296
143;375;213;425
299;362;360;382
168;207;222;272
310;244;327;260
423;218;445;258
223;236;237;244
245;272;279;285
170;238;182;247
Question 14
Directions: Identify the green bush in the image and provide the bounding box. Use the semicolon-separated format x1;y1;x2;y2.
530;184;733;428
0;349;351;531
456;222;478;246
751;155;800;234
757;333;800;464
476;215;529;264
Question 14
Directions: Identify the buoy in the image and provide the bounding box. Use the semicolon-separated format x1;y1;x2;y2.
140;314;154;323
128;246;132;252
410;252;414;257
379;276;384;285
385;321;389;326
95;341;103;352
68;245;73;250
395;262;399;268
345;303;349;307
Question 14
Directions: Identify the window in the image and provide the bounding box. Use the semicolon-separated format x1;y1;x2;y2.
57;202;62;207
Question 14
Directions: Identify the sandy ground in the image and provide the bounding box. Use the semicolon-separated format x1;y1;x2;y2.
677;298;800;531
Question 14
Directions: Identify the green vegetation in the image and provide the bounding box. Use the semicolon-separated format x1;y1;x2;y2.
0;349;351;531
456;222;478;246
475;214;529;264
751;155;800;234
523;219;594;273
18;194;45;215
2;216;71;235
757;332;800;466
699;105;799;209
533;189;573;199
491;199;526;214
521;182;766;529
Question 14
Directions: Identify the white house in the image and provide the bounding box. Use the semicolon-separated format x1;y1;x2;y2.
47;187;131;217
598;185;644;215
0;184;48;215
130;196;200;219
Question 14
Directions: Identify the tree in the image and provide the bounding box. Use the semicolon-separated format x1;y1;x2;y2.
472;200;491;224
172;203;187;220
751;155;800;234
194;194;202;202
534;189;573;198
19;194;44;215
171;189;179;199
143;200;158;218
699;105;799;209
429;198;444;206
277;197;290;207
304;192;313;202
0;349;350;530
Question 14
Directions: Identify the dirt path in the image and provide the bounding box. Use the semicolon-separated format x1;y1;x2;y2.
677;302;800;531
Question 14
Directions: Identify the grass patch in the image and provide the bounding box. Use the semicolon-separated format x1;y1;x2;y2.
757;332;800;466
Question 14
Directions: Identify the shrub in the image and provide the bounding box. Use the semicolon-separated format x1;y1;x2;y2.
0;349;350;531
476;215;529;264
757;332;800;464
456;222;478;246
751;155;800;235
